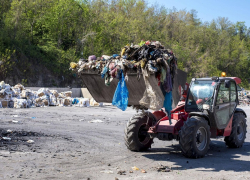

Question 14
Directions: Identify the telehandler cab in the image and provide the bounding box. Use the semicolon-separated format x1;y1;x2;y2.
124;76;247;158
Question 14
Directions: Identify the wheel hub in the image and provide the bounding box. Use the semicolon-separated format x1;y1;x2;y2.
196;127;207;151
196;132;204;143
138;124;150;144
237;122;244;141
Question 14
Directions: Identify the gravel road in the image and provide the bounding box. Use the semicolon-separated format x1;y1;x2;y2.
0;105;250;180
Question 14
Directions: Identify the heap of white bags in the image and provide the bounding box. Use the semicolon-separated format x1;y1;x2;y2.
0;81;97;108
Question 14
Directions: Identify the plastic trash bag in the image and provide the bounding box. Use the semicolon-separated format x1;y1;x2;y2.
112;71;128;111
112;54;119;58
139;69;164;110
162;66;172;93
72;98;79;104
164;91;172;115
121;48;126;56
0;81;5;89
164;91;172;124
139;40;145;46
15;99;28;108
101;66;108;78
79;98;90;107
88;55;96;61
70;62;78;69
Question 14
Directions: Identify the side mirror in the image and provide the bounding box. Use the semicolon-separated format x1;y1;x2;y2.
225;80;230;88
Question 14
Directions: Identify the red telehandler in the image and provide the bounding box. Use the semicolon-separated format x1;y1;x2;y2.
124;75;247;158
80;69;247;158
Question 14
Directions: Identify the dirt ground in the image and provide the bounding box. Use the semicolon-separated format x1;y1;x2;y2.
0;105;250;180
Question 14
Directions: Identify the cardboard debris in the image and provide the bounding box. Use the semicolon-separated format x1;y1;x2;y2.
37;90;45;97
1;100;8;108
21;90;28;98
58;92;66;98
14;83;24;91
0;92;5;99
63;98;71;106
42;99;49;106
64;91;72;97
50;90;59;98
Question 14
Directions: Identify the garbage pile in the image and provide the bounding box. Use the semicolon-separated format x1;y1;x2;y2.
0;81;95;108
70;40;177;113
238;89;250;106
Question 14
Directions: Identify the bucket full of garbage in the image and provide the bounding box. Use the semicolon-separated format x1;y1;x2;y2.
70;40;187;111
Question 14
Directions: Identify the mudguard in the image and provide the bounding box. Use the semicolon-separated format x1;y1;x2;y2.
188;112;209;122
235;108;247;117
144;111;158;126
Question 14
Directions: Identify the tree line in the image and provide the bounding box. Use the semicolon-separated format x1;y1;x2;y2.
0;0;250;87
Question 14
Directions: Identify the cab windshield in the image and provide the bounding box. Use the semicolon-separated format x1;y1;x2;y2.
186;80;217;112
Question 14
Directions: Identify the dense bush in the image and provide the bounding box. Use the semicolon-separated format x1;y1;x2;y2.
0;0;249;87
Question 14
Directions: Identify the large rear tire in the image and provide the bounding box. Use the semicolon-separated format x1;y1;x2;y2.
224;113;247;148
179;116;210;158
124;113;153;151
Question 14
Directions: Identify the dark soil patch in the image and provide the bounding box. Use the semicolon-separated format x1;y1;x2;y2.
0;129;49;152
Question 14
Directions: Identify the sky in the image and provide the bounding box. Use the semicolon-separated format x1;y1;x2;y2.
147;0;250;28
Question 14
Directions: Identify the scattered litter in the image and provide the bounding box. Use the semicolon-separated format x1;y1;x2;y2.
7;129;13;133
88;119;104;123
117;170;126;175
156;165;171;172
12;115;19;117
12;120;19;123
0;151;10;156
79;119;85;122
100;170;113;174
90;98;99;106
2;137;11;140
141;169;147;173
99;102;104;107
131;166;139;171
129;171;133;173
27;140;34;143
31;117;36;119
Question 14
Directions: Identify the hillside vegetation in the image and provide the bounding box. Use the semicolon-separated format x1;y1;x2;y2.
0;0;250;87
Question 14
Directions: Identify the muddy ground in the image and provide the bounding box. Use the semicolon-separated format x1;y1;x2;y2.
0;105;250;180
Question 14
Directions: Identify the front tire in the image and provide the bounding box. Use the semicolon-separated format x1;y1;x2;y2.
179;116;210;158
224;113;247;148
124;113;153;151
